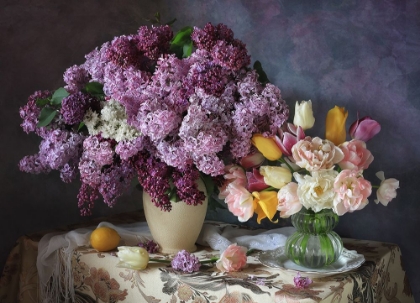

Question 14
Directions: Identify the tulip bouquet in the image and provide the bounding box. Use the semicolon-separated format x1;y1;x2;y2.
218;100;399;223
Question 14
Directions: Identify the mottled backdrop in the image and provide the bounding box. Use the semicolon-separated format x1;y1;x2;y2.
1;0;419;300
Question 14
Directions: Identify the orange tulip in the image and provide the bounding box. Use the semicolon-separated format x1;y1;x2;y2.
252;191;279;224
251;134;282;161
325;106;348;145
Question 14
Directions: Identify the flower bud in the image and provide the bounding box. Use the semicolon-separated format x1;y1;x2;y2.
349;116;381;142
117;246;149;270
293;100;315;130
259;166;292;189
325;106;348;145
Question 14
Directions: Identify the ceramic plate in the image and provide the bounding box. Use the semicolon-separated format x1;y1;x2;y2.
258;247;365;278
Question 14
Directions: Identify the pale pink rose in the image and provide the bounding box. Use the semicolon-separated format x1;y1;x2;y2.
333;169;372;215
292;137;344;171
224;182;255;222
374;171;399;206
338;139;373;171
216;244;247;272
218;165;247;199
277;182;302;218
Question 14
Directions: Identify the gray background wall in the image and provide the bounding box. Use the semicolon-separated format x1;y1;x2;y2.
1;0;419;300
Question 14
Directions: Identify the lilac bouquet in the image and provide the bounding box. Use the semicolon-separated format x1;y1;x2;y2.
19;22;289;215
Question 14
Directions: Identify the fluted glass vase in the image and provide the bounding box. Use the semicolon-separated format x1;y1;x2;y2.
285;207;343;268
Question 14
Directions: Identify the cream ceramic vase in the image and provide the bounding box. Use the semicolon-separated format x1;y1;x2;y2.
142;178;208;254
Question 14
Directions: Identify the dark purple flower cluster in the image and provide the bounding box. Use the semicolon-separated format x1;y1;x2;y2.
171;250;201;273
138;239;160;253
137;25;173;60
61;92;99;125
172;165;205;206
19;90;51;134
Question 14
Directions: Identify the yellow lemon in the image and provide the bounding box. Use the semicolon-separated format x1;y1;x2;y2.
90;226;121;252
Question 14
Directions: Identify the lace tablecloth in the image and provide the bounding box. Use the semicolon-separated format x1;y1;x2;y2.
0;211;414;303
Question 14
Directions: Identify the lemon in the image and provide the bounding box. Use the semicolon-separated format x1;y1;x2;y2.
90;226;121;252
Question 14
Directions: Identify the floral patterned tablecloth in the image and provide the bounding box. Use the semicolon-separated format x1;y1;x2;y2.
0;212;414;303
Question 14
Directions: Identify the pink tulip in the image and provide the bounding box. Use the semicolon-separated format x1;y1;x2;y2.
216;244;248;272
246;168;269;192
349;116;381;142
374;171;399;206
239;150;265;169
275;123;305;157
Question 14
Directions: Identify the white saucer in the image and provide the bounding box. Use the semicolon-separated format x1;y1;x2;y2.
258;247;365;278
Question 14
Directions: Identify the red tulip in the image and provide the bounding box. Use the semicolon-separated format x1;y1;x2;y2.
349;116;381;142
246;168;269;192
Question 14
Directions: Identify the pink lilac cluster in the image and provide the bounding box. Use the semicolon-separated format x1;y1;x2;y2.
293;273;312;289
171;250;201;273
19;22;290;215
138;239;160;253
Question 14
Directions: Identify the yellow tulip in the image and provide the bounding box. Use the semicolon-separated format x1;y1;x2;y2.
251;134;282;161
252;191;279;224
325;106;348;145
259;166;292;189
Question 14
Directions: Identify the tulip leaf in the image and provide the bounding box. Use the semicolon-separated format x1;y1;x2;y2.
37;107;57;127
50;87;69;105
253;60;270;85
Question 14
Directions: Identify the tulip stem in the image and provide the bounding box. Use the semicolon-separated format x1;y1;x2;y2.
372;185;380;189
278;157;295;173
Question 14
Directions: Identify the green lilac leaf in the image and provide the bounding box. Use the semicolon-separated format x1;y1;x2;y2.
50;87;69;105
37;107;57;127
84;82;104;95
165;18;177;26
35;98;50;107
183;41;193;58
253;60;270;85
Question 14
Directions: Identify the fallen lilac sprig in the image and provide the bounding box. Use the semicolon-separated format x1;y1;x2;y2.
138;239;160;253
294;272;312;289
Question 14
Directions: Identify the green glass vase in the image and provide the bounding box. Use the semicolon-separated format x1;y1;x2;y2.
285;207;343;268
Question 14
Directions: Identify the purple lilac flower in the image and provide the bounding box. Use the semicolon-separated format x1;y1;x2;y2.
60;92;99;125
294;272;312;289
172;166;206;206
171;250;201;273
138;240;160;253
115;137;146;160
105;35;144;69
212;39;250;71
79;157;102;187
191;23;234;51
59;164;78;183
82;136;115;166
98;160;136;207
19;155;50;174
83;42;111;83
77;183;99;216
63;65;90;94
19;90;51;134
136;25;173;60
133;151;172;211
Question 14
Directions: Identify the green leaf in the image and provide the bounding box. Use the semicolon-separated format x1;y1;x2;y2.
170;26;193;59
50;87;69;105
77;122;85;131
253;60;270;85
183;41;193;58
37;107;57;127
35;98;50;107
169;187;180;202
165;18;177;26
84;82;104;95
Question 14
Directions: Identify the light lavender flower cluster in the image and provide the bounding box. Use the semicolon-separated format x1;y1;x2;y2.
18;22;290;215
171;250;201;273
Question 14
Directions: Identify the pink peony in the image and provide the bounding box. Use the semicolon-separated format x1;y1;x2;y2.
223;182;255;222
218;165;247;199
333;169;372;215
374;171;399;206
338;139;374;171
292;137;344;171
277;182;302;218
216;244;247;272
